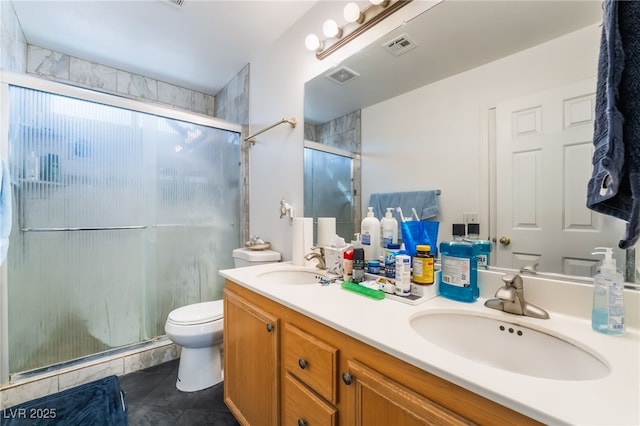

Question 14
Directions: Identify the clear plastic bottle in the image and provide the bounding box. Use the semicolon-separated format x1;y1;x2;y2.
26;151;39;181
466;223;492;269
380;208;398;249
361;207;380;261
591;247;625;335
384;243;401;278
439;223;479;302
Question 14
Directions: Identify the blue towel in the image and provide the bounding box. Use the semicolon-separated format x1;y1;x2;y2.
0;157;11;264
369;190;440;222
587;0;640;249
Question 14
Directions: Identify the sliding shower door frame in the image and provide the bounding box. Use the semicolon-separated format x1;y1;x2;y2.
0;70;243;385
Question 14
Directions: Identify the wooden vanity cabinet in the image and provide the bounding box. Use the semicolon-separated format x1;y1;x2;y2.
223;287;280;426
224;280;542;426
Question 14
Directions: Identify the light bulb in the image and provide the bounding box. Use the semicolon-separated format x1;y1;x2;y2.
322;19;340;38
344;2;363;23
369;0;390;6
305;33;321;51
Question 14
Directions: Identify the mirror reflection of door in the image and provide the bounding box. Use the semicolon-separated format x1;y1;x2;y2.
495;77;626;277
304;141;355;242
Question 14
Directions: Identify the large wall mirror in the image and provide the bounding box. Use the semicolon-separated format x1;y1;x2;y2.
304;0;639;285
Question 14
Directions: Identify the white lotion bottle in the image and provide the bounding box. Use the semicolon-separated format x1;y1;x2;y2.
361;207;380;261
380;207;398;249
591;247;625;335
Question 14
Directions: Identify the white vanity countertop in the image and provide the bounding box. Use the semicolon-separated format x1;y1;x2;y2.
220;262;640;426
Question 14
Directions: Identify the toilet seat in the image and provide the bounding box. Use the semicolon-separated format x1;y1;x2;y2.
167;300;223;326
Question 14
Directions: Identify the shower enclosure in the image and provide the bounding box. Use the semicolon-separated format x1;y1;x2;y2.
0;74;241;378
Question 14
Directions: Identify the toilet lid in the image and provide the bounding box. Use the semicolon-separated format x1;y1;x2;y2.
168;300;223;325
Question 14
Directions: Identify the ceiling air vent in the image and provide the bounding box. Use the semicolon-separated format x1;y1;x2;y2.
383;33;418;56
167;0;184;8
325;66;360;85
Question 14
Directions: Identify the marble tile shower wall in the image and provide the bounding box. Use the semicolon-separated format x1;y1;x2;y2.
0;1;27;72
310;110;361;153
26;45;216;116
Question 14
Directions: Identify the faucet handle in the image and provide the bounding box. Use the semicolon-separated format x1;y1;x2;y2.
501;273;523;289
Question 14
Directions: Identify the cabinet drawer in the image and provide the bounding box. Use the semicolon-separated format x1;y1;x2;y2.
284;323;338;404
284;373;337;426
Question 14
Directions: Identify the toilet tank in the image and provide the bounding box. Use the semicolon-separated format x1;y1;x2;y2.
232;248;281;268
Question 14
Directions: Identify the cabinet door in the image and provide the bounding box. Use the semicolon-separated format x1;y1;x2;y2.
343;359;473;426
224;289;280;426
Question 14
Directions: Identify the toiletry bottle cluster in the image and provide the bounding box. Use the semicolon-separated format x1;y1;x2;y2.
25;151;60;182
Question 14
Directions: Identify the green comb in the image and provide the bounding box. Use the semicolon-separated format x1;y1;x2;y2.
341;282;385;300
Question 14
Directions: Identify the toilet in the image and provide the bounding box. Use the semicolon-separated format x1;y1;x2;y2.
165;247;280;392
165;300;224;392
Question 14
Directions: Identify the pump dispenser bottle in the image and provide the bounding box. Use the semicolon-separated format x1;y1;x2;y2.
591;247;625;335
380;208;398;249
361;207;380;261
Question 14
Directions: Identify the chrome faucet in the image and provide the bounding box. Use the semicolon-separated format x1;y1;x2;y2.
484;273;549;319
304;247;326;270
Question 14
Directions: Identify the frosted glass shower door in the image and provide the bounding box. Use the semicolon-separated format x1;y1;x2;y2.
304;147;354;241
6;85;240;375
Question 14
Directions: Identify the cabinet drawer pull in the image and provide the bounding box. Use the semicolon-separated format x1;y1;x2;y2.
298;358;307;370
266;323;274;333
342;372;353;385
297;419;307;426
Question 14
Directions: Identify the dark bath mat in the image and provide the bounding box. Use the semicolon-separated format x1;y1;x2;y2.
2;375;127;425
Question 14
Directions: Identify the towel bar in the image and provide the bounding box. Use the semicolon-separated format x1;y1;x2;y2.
21;225;147;232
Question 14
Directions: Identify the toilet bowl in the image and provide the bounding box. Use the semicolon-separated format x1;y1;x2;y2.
165;300;223;392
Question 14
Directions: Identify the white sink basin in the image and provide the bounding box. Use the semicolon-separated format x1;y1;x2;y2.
410;311;610;381
256;268;336;285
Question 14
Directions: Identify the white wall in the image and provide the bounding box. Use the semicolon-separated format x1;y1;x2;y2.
361;23;600;245
248;1;437;260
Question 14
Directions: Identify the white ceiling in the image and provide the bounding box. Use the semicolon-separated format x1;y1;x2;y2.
11;0;317;95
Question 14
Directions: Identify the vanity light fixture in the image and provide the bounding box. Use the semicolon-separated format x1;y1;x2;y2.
322;19;342;38
305;0;412;60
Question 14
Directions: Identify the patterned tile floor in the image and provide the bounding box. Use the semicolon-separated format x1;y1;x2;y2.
119;359;239;426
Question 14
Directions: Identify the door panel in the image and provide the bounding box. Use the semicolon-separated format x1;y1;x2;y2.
496;78;625;277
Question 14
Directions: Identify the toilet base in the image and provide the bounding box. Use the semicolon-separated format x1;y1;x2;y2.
176;345;222;392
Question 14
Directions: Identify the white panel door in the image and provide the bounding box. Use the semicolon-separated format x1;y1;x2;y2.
495;78;625;277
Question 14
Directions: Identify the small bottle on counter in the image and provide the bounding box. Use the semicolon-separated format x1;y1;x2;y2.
394;254;411;296
343;249;354;282
353;248;365;283
367;260;381;275
384;243;401;278
412;245;434;285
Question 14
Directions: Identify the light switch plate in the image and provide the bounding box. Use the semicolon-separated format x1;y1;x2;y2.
463;213;479;223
